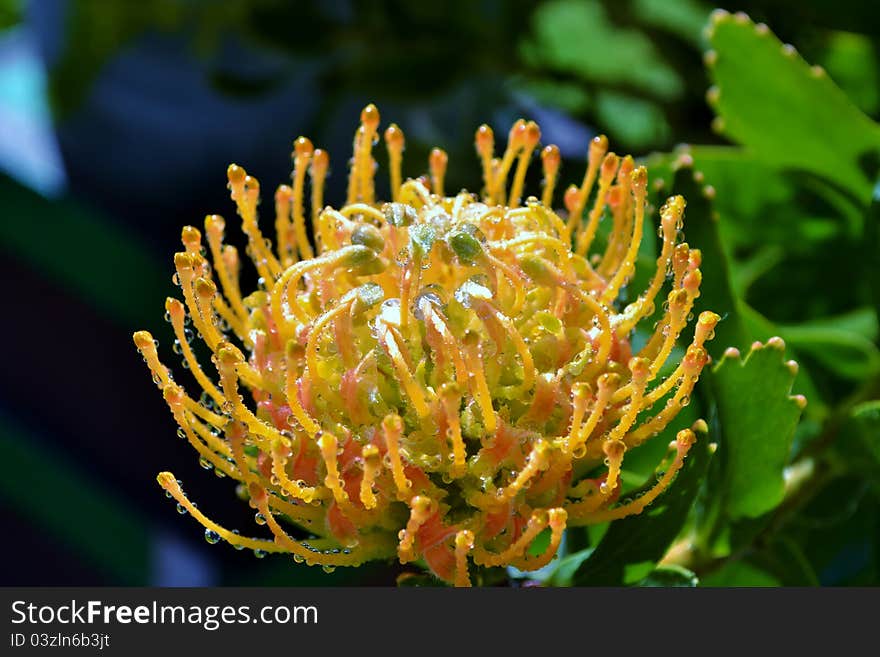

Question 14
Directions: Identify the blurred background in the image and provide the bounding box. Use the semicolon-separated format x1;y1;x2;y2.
1;0;878;586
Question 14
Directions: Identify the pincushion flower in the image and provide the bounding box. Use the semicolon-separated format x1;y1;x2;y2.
134;104;719;586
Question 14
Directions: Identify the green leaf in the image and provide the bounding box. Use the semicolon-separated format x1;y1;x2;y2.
637;564;699;587
665;158;751;355
631;0;709;45
595;91;670;148
710;339;805;519
559;427;714;586
836;401;880;476
544;548;594;587
782;307;878;341
738;304;829;422
511;77;592;114
821;31;880;116
700;560;780;587
866;180;880;313
705;11;880;204
749;536;820;586
776;319;880;381
523;0;683;100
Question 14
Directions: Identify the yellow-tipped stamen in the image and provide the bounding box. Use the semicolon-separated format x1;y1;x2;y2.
568;383;590;446
157;473;284;552
601;438;626;498
575;152;620;257
420;301;470;391
429;148;448;197
398;496;433;562
270;440;322;505
637;265;694;365
615;195;684;334
192;277;228;352
212;295;248;344
162;385;240;477
180;224;202;257
454;530;475;587
493;119;526;205
385;124;405;202
306;295;356;396
360;444;381;510
598;156;635;276
398;260;418;331
462;331;497;436
173;252;215;348
187;411;233;460
338;202;387;223
291;138;315;260
541;144;560;207
203;215;250;325
310;149;329;249
317;432;355;517
473;510;549;567
377;323;430;419
284;340;320;437
398;177;432;208
228;167;282;281
510;508;567;572
250;482;387;566
382;414;412;497
484;251;528;316
349;104;380;206
508;121;541;208
570;287;614;379
496;440;551;503
642;288;693;379
274;184;293;263
485;305;536;396
475;124;495;201
601;165;648;302
165;297;224;407
566;134;608;237
624;346;708;448
439;383;467;478
317;208;342;253
571;373;619;457
272;255;331;328
133;331;227;428
214;344;289;448
571;430;696;525
618;311;720;409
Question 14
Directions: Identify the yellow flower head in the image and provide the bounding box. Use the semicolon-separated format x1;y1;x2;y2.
134;104;719;586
